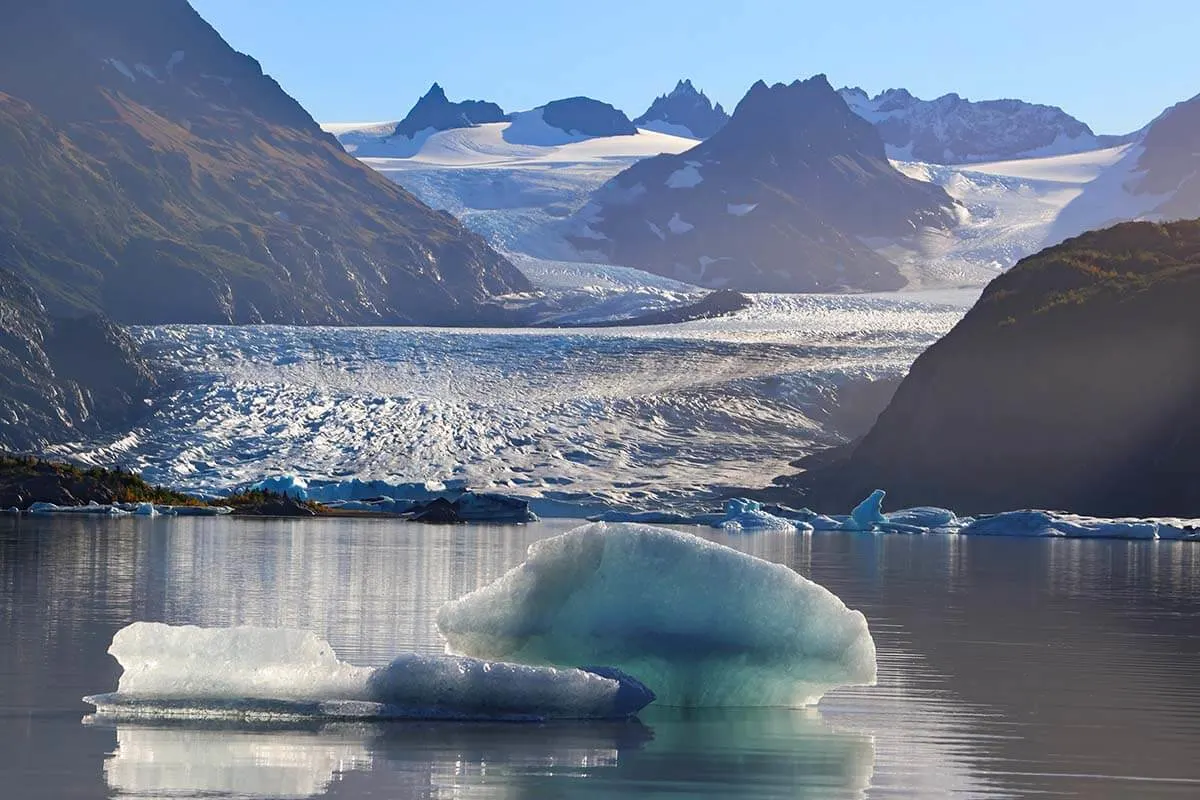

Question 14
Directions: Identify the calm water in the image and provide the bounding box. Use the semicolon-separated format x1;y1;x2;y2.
1;516;1197;799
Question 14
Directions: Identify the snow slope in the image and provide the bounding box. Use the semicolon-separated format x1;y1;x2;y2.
878;144;1169;286
323;120;699;281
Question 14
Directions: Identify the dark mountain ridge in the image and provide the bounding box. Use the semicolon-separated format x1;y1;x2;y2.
0;268;153;451
0;0;529;325
785;219;1200;516
392;83;506;139
539;97;637;138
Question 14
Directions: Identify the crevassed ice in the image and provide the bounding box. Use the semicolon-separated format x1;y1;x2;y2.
86;622;653;721
437;523;877;707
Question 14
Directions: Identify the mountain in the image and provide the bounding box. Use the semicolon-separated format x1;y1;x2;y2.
539;97;637;138
568;75;961;293
0;0;529;326
634;79;729;139
1046;92;1200;246
785;220;1200;517
839;87;1105;164
0;268;154;451
1128;92;1200;219
392;83;506;139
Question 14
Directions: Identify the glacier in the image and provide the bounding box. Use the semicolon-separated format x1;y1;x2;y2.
85;622;654;722
437;523;878;707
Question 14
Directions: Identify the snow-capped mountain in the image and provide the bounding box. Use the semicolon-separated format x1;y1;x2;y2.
634;79;728;139
1041;91;1200;245
392;82;506;139
567;75;961;293
839;87;1106;163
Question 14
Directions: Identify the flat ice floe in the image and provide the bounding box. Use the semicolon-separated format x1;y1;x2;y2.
85;622;654;722
437;523;878;707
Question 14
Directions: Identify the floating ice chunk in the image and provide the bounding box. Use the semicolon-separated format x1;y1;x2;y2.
162;505;233;517
886;507;963;529
720;498;809;532
437;523;877;707
727;203;758;216
843;490;888;531
132;503;158;517
454;492;538;523
1157;521;1200;541
962;511;1159;540
4;507;19;514
86;623;653;722
29;501;130;516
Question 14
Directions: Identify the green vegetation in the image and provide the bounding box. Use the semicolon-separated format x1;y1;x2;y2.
0;453;201;506
221;488;325;513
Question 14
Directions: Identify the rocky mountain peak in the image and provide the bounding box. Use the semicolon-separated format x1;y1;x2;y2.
392;83;507;139
569;74;959;294
634;78;730;139
720;74;883;159
839;85;1101;163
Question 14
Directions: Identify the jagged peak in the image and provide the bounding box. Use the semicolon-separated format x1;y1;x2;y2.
422;82;448;102
671;78;697;96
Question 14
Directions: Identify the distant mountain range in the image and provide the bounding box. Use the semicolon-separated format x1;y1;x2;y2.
837;87;1126;163
0;0;527;327
566;75;961;292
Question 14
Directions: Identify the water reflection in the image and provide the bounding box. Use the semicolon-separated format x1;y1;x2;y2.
5;515;1200;798
89;710;873;799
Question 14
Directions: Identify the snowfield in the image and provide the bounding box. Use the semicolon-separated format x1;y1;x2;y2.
881;144;1162;287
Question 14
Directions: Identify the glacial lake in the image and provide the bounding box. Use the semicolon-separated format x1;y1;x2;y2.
1;516;1197;799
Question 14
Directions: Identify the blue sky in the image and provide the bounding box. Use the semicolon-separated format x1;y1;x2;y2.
191;0;1200;135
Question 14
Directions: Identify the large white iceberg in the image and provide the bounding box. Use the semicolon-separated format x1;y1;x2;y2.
85;622;653;721
437;523;877;707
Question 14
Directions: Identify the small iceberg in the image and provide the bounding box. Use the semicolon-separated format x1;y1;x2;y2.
25;501;232;517
719;498;812;532
963;510;1170;540
85;622;653;722
437;522;877;707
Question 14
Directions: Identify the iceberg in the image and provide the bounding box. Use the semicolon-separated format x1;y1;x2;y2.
437;523;877;707
85;622;654;722
843;490;888;531
719;498;812;532
962;511;1160;540
826;491;1194;540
